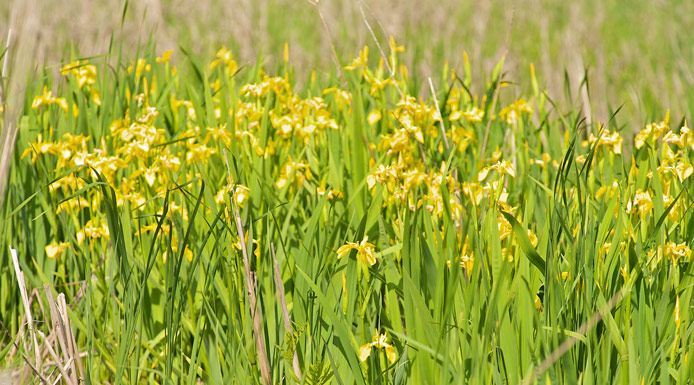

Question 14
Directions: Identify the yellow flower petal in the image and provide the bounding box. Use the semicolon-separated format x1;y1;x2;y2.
336;244;356;260
359;344;372;361
45;242;70;259
477;167;490;181
385;345;397;364
367;110;381;125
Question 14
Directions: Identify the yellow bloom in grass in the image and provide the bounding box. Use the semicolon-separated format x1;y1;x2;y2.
276;157;312;189
458;237;474;277
322;87;352;108
497;213;512;241
32;86;68;112
45;242;70;259
534;295;544;312
527;229;539;247
674;161;694;182
388;36;405;55
463;107;484;122
127;58;151;79
344;46;369;71
233;234;261;259
668;121;694;149
76;220;110;244
55;197;91;214
156;50;173;63
135;223;169;237
584;129;623;154
634;111;670;149
61;61;97;88
477;160;515;181
210;46;238;74
186;144;217;163
316;182;343;200
450;107;485;123
359;331;397;364
283;42;290;63
368;77;395;96
163;245;194;263
158;154;181;172
626;190;653;216
215;184;251;207
336;236;377;266
498;98;533;125
367;110;381;125
21;134;57;163
380;128;419;154
665;242;691;261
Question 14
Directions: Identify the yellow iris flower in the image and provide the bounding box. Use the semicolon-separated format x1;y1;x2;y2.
45;242;70;259
336;236;377;266
359;331;397;363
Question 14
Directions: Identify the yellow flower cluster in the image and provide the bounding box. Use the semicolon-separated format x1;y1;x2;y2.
24;45;692;306
20;42;694;379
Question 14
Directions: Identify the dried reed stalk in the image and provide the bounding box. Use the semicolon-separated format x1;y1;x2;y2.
222;149;272;385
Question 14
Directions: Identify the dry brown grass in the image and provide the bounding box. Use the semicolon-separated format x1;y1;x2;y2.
8;247;85;384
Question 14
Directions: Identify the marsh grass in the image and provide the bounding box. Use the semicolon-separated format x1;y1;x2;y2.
0;26;693;385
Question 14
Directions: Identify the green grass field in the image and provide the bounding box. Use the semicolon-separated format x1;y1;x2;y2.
1;1;693;384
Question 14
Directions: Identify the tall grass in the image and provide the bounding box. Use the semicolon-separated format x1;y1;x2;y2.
0;39;692;384
1;0;693;128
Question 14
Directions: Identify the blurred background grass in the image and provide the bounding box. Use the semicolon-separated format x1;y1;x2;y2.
1;0;693;129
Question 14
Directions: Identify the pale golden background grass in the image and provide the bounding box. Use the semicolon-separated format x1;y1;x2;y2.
1;0;693;125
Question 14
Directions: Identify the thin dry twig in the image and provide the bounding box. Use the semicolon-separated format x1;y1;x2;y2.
307;0;348;91
35;330;76;385
44;287;69;369
222;149;272;385
358;3;404;99
0;308;50;384
9;247;44;381
271;243;302;381
57;293;84;381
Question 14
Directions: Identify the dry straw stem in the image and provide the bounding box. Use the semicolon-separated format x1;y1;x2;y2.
222;149;272;385
271;243;302;380
34;330;75;385
9;247;43;380
307;0;348;91
0;282;80;384
44;286;84;384
358;2;404;99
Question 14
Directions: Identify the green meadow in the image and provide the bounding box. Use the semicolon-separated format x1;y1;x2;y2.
0;0;693;384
